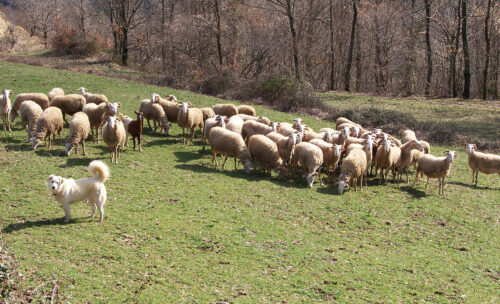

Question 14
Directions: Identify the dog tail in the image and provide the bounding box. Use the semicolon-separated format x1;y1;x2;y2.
88;160;110;182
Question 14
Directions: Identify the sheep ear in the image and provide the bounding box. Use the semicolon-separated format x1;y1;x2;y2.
473;144;477;150
134;110;138;114
443;150;449;155
177;104;182;108
340;145;345;151
117;102;122;107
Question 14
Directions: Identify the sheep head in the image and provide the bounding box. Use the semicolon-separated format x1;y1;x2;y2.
466;144;477;155
384;140;392;152
151;93;159;102
77;87;86;94
411;140;424;152
2;89;13;97
336;174;350;195
270;122;278;132
31;137;41;150
444;150;458;163
333;144;344;156
65;142;74;156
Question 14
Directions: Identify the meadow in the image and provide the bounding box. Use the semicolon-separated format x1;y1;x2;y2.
0;61;499;303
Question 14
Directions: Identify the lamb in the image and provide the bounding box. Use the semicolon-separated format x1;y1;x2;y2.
242;120;273;142
102;116;126;164
248;134;287;178
154;94;181;124
19;100;43;142
466;144;500;185
395;139;424;183
65;112;90;156
375;139;401;185
291;142;324;188
48;88;64;101
208;126;251;174
31;107;64;150
50;94;86;126
201;107;216;121
1;89;13;131
126;111;145;152
237;105;256;116
83;102;120;143
309;139;344;177
177;102;204;144
226;115;244;134
77;87;109;105
149;103;170;135
266;132;298;165
337;148;368;194
202;115;227;151
10;93;49;122
414;151;457;195
213;103;238;118
119;113;133;147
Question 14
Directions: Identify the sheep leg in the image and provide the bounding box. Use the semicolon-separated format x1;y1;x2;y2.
146;119;152;130
353;177;357;192
212;151;218;167
96;127;99;143
125;132;129;147
190;128;195;141
138;134;142;152
221;156;228;170
133;137;136;150
379;168;383;185
474;170;478;185
114;147;119;164
63;114;69;127
82;140;86;156
425;177;429;189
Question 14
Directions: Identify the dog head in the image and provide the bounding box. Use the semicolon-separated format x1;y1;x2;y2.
47;175;64;193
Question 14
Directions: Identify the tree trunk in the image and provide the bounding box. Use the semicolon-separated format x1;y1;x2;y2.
354;29;362;92
345;0;357;91
482;0;492;100
122;28;128;66
424;0;432;96
462;0;471;99
214;0;223;66
329;0;335;90
452;0;461;98
285;0;299;80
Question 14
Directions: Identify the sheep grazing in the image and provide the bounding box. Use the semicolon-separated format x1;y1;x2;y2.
213;103;238;118
291;142;324;188
237;105;256;116
248;134;287;178
202;115;227;151
242;120;273;143
375;139;401;185
83;102;120;143
154;94;181;124
78;87;109;105
414;151;457;195
65;112;90;156
266;132;298;165
309;139;344;177
1;89;13;131
31;107;64;150
50;94;86;126
20;100;43;142
102;116;126;164
10;93;49;122
126;111;145;152
226;115;244;135
337;148;368;194
466;144;500;185
148;103;170;135
201;107;216;121
139;98;155;129
396;139;424;183
208;126;251;174
177;102;204;144
48;88;64;101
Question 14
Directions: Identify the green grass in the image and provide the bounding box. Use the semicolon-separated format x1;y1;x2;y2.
0;61;499;303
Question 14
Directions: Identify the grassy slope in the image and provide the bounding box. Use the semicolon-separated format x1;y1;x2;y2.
0;61;498;303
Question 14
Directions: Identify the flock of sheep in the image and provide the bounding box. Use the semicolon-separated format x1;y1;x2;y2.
0;87;499;195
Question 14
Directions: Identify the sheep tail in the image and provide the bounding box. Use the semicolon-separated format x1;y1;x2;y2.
88;160;110;182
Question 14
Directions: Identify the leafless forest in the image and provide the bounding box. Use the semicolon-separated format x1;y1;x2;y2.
5;0;500;99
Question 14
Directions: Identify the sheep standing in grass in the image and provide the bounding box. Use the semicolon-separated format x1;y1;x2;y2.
50;94;86;126
119;114;133;147
20;100;43;142
201;107;216;121
396;139;424;183
466;144;500;185
154;94;181;124
78;87;109;104
266;132;298;165
149;103;170;135
237;105;256;116
1;89;13;131
375;140;401;185
242;120;274;143
202;115;227;151
226;115;244;134
248;134;287;178
65;112;90;156
102;116;126;164
126;111;145;152
83;102;120;143
291;142;323;188
177;102;204;144
213;103;238;118
309;139;344;177
208;126;251;174
414;151;457;195
11;93;49;122
48;88;64;101
337;148;368;194
31;107;64;150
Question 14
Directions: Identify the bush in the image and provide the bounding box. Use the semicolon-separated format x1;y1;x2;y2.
200;69;238;96
51;28;100;56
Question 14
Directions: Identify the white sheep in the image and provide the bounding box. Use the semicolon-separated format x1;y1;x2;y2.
309;139;344;177
201;107;216;121
31;107;64;150
237;105;256;116
213;103;238;118
396;139;424;183
466;144;500;185
402;129;430;154
1;89;13;131
242;120;273;143
11;93;49;122
248;134;286;177
83;102;120;143
149;103;170;135
266;132;298;165
337;148;368;194
78;87;109;104
208;126;251;174
277;122;296;137
177;102;204;144
102;116;126;164
414;150;457;195
154;94;181;124
335;117;362;129
19;100;43;142
202;115;227;151
48;88;64;101
226;115;244;134
50;94;87;126
65;112;91;156
291;142;324;188
375;139;401;185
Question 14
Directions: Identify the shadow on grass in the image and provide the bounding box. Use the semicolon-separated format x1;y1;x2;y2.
174;151;206;162
4;143;32;152
449;181;494;191
2;217;89;233
398;186;428;198
35;148;66;157
58;156;103;168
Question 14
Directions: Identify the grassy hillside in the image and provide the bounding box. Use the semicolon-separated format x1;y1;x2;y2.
0;61;499;303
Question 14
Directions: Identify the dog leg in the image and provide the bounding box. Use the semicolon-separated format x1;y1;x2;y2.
97;203;104;223
62;204;72;222
89;202;96;218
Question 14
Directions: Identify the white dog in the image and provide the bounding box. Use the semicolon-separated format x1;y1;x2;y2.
48;160;110;222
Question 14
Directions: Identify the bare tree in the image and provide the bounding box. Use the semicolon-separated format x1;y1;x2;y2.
424;0;432;96
461;0;471;99
15;0;59;47
345;0;357;92
482;0;492;100
328;0;335;90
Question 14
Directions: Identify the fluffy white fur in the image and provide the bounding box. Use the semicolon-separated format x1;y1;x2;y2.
48;160;110;223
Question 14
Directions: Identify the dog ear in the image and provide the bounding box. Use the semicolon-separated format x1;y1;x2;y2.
48;175;54;182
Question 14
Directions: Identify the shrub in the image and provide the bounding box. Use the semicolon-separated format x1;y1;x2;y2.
51;28;100;56
200;69;238;96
